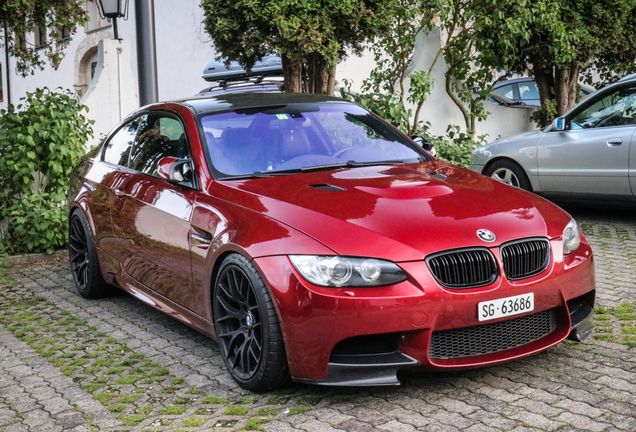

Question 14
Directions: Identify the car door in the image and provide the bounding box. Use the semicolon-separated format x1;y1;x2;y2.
537;83;636;199
95;116;142;272
110;111;199;310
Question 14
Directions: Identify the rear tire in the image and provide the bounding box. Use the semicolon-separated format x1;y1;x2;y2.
485;159;532;191
68;209;112;299
213;254;290;391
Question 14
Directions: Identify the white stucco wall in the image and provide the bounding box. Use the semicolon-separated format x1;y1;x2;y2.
337;27;538;141
81;38;139;148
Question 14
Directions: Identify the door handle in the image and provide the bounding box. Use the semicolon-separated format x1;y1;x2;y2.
607;138;623;146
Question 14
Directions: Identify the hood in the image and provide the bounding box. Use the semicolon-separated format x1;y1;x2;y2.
210;161;571;261
492;129;544;143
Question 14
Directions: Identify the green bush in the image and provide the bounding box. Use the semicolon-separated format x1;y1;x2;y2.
426;125;484;168
0;87;93;255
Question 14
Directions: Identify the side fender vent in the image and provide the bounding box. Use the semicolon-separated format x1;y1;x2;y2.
309;184;346;192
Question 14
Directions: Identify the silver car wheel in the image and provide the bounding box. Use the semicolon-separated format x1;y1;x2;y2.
491;168;520;188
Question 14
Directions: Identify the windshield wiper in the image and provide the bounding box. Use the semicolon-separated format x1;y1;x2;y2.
252;163;350;177
345;159;409;167
240;160;414;179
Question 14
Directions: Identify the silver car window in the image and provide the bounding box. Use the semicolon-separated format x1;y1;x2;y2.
570;84;636;129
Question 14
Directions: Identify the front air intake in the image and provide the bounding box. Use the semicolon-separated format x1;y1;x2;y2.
429;308;558;359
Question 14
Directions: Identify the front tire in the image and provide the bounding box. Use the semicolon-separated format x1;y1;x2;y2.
213;254;289;391
68;209;112;299
485;159;532;191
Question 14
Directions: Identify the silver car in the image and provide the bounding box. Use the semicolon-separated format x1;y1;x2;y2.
469;73;636;201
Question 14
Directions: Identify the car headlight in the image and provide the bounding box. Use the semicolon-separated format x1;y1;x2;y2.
562;219;581;255
289;255;407;287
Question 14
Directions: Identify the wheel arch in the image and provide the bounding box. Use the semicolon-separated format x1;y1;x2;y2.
482;156;538;192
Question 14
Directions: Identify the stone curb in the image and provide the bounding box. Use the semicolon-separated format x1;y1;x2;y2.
0;249;67;265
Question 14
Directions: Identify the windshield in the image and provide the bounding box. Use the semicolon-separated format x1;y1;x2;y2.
199;103;427;178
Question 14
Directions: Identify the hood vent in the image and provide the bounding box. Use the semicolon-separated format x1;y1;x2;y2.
309;184;346;192
428;171;448;180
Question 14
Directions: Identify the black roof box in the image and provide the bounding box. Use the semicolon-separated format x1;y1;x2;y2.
202;54;283;82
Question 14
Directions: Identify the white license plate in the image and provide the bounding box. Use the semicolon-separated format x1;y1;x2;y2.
478;293;534;322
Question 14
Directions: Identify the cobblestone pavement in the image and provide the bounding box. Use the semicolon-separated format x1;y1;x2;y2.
0;206;635;432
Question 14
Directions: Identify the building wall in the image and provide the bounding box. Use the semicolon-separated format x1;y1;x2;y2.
337;27;538;142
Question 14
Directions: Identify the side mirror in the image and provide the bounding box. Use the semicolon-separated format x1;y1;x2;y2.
411;135;436;157
157;157;194;187
551;117;566;131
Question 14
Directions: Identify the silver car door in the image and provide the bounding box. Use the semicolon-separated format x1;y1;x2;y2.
538;83;636;198
630;127;636;197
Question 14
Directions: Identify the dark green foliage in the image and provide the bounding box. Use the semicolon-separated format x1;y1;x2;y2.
0;0;89;75
201;0;395;94
0;87;93;255
472;0;636;124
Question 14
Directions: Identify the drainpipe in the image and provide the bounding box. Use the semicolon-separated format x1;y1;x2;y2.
117;46;123;120
135;0;159;106
3;22;11;105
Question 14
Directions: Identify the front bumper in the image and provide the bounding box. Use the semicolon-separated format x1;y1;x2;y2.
253;238;595;385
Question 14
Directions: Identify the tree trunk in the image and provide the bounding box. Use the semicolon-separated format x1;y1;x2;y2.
444;67;471;139
306;52;332;95
326;63;336;96
282;54;302;93
533;65;554;108
555;63;579;116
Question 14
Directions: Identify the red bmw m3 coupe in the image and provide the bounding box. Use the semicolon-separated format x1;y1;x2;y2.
68;93;595;391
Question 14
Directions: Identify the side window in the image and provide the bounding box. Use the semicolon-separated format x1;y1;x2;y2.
102;116;143;166
518;82;539;101
128;112;190;177
493;84;516;100
570;84;636;129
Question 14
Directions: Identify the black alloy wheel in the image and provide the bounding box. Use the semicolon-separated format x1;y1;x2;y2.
213;254;289;391
68;210;111;299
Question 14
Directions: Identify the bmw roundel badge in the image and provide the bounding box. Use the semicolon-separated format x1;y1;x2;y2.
477;229;496;242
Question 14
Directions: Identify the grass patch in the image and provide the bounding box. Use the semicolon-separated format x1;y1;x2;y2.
224;406;249;415
615;303;633;313
288;407;309;415
135;406;154;414
107;405;128;413
203;396;227;404
114;395;141;404
161;406;187;415
256;407;281;416
243;418;270;431
93;393;116;403
298;396;321;406
116;375;143;384
236;396;258;404
266;395;290;405
181;418;205;427
117;415;146;426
